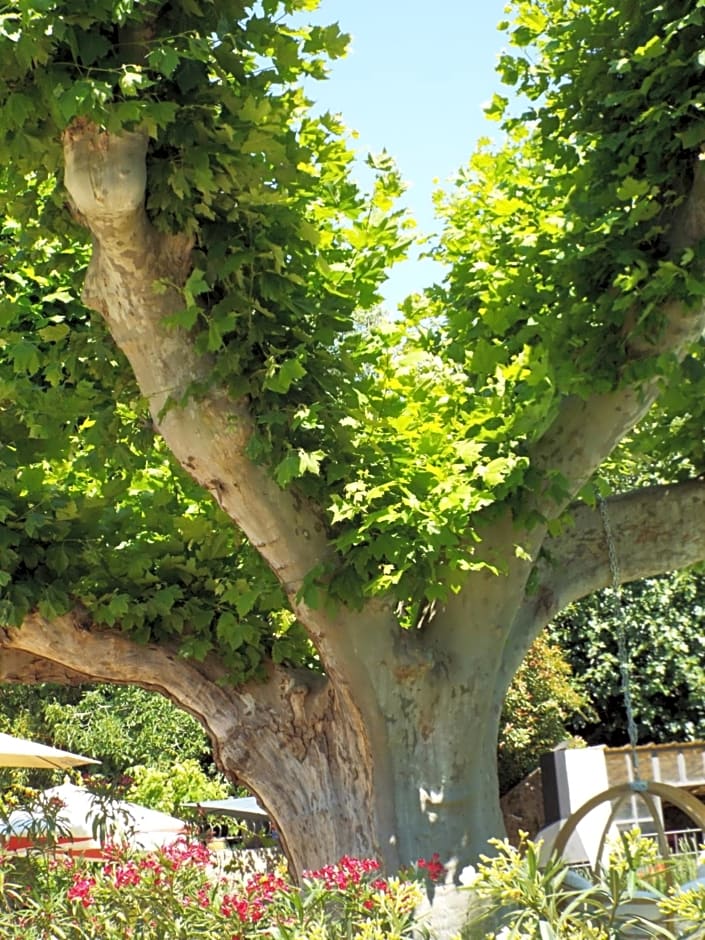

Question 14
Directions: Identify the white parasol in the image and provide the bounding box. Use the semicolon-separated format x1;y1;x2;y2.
0;732;100;769
0;782;186;857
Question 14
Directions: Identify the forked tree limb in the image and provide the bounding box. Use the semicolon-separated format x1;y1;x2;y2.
526;160;705;522
62;125;331;608
60;124;404;681
493;478;705;696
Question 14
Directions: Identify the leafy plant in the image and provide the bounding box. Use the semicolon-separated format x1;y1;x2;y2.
551;573;705;746
499;635;594;793
463;831;705;939
0;838;424;940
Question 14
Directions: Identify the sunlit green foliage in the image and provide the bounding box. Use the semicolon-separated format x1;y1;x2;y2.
464;830;705;939
0;201;313;678
429;0;705;524
122;760;228;816
0;684;229;803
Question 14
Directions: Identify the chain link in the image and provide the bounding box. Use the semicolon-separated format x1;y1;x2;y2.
598;497;641;780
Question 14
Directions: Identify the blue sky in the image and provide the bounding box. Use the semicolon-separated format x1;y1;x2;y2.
301;0;511;305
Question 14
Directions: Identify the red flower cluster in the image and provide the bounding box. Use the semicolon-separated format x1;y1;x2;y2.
161;838;212;870
304;855;382;891
220;894;264;924
417;853;445;882
220;869;289;924
102;847;163;887
111;860;142;889
245;871;290;902
67;873;96;908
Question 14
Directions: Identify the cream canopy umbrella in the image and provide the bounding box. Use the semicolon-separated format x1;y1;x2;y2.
1;782;186;857
0;732;100;769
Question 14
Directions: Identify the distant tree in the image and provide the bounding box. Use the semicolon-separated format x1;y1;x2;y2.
551;572;705;747
498;635;593;793
43;684;214;775
0;683;227;799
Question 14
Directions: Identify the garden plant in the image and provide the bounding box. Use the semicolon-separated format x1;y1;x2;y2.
0;838;427;940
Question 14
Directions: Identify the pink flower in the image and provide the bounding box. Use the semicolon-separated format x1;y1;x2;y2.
221;894;264;923
245;871;289;901
112;861;141;888
304;855;381;891
67;874;96;908
161;838;211;870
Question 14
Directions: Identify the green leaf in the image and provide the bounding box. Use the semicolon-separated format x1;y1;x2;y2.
233;581;259;618
263;357;307;394
38;585;70;619
9;339;40;374
676;125;705;149
184;267;209;300
179;636;213;662
215;611;254;651
101;593;132;626
76;32;111;66
37;322;70;343
273;448;324;487
616;176;650;200
169;305;201;330
204;318;222;351
119;70;145;97
634;35;666;59
147;46;181;78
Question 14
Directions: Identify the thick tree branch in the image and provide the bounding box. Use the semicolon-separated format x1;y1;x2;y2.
527;161;705;520
0;610;387;873
61;125;404;685
62;126;330;602
537;478;705;618
494;478;705;710
0;648;96;686
1;610;280;751
441;167;705;648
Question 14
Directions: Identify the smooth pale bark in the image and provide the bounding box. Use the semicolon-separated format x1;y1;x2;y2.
5;479;704;936
530;479;705;624
0;610;505;882
498;479;705;699
4;124;705;938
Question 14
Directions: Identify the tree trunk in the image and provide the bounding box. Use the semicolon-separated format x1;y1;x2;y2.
1;610;509;938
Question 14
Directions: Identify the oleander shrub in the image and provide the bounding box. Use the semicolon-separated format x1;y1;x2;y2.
0;840;427;939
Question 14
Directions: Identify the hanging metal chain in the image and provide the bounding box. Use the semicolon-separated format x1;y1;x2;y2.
598;497;641;781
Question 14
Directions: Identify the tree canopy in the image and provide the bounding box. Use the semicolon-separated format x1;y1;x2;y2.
3;0;705;632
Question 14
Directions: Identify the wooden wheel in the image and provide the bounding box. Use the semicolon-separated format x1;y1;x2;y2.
551;780;705;883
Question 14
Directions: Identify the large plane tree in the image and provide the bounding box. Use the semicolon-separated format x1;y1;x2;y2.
3;0;705;931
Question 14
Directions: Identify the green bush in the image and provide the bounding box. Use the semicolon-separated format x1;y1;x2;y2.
463;831;705;939
122;759;229;817
499;635;594;793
